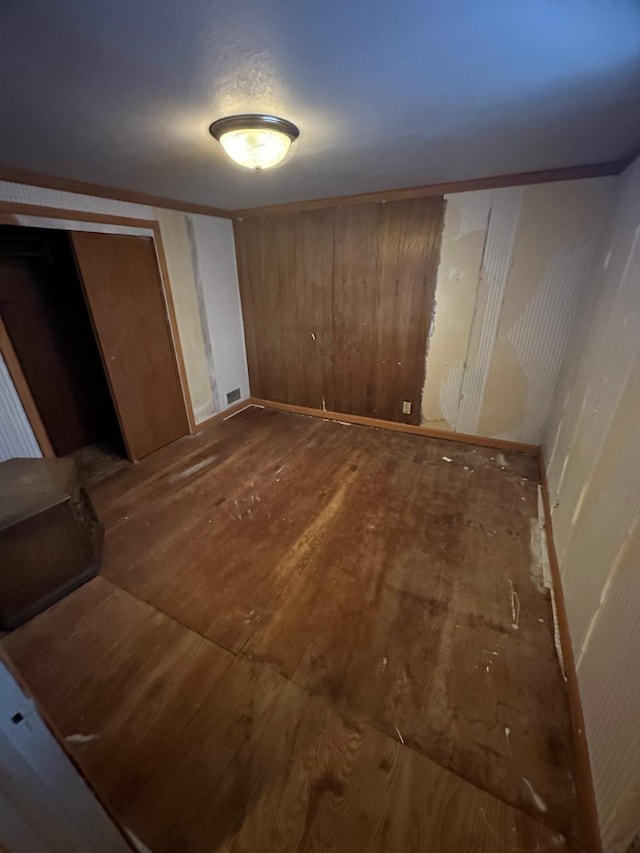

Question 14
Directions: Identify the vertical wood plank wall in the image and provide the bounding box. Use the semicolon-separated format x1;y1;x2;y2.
234;197;444;424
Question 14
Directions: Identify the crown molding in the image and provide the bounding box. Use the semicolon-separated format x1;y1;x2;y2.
0;165;233;219
0;157;626;222
232;159;623;217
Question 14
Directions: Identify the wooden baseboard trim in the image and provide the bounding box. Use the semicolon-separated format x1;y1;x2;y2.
538;451;602;853
251;398;539;454
194;398;254;431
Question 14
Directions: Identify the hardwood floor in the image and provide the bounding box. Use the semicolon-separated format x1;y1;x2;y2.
2;406;582;851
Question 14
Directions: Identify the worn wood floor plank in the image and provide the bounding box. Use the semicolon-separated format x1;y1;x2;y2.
2;407;583;850
3;580;572;852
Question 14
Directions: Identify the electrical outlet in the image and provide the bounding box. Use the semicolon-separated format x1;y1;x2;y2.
402;400;412;414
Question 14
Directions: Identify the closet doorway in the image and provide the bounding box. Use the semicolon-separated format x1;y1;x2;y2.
0;223;190;473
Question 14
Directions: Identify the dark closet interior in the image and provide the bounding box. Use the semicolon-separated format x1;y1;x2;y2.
0;224;125;459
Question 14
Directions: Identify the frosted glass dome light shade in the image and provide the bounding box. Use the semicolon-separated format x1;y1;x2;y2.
209;115;299;170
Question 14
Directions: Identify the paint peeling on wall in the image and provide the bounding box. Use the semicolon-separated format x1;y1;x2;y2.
543;155;640;851
423;178;615;444
187;214;250;412
154;209;216;421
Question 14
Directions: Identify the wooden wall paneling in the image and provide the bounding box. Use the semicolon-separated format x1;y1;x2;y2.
236;197;444;423
236;214;292;402
292;208;335;410
333;198;444;424
401;196;445;421
235;216;261;399
264;212;299;404
374;198;441;423
70;232;191;461
332;203;380;417
236;210;335;409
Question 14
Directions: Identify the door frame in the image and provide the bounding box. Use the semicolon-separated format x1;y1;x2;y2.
0;202;196;458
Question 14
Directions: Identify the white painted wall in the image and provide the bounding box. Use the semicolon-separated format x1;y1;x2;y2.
543;155;640;851
187;214;250;410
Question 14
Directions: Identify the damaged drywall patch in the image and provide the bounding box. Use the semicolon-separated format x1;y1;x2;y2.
424;178;614;444
421;194;490;427
460;188;524;432
481;181;612;444
186;214;221;414
448;187;524;435
155;209;216;423
530;487;552;593
477;336;528;436
532;485;566;679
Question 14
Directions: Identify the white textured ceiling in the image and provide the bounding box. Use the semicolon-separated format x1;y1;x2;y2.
1;0;640;210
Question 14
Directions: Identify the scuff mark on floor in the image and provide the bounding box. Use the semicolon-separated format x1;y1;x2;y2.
126;828;153;853
510;581;520;630
522;777;547;813
478;806;561;850
169;455;217;482
66;733;99;744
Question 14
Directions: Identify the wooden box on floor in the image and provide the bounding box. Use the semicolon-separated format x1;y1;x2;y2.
0;457;103;630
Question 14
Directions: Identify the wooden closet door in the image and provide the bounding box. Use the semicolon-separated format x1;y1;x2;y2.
70;232;190;460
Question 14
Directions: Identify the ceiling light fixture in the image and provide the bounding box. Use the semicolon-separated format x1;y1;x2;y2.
209;114;299;170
